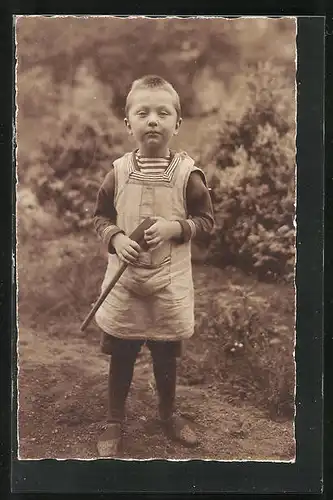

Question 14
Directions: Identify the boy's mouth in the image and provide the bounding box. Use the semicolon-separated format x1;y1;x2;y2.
145;131;161;136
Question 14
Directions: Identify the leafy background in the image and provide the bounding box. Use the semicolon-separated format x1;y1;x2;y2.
16;17;297;444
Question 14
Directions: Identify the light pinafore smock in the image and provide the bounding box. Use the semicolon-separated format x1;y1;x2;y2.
95;151;205;341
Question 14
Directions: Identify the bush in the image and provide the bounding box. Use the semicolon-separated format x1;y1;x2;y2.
29;66;127;232
204;63;296;281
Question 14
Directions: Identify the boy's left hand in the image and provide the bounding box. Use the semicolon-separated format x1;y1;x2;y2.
144;217;181;250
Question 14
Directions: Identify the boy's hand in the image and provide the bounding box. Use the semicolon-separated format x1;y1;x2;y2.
111;233;141;265
144;217;182;250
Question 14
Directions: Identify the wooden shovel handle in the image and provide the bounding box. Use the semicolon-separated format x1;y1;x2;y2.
80;217;155;332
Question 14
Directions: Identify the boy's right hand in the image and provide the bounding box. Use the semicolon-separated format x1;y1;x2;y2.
111;233;141;265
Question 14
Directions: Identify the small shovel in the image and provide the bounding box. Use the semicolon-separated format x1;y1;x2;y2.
80;217;155;332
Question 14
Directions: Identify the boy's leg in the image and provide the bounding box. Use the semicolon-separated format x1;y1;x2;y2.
149;340;178;420
98;333;142;456
148;340;198;447
107;345;140;423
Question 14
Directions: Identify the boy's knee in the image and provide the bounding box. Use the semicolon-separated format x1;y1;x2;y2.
101;331;142;359
148;340;182;364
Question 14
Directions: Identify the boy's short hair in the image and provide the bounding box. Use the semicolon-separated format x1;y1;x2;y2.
125;75;181;118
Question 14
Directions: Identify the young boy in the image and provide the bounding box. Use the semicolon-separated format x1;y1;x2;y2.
93;75;215;457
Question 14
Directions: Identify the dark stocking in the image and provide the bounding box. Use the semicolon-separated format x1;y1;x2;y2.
151;350;177;421
107;347;139;423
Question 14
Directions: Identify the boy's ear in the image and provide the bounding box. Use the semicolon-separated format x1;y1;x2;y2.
124;117;132;134
174;117;182;136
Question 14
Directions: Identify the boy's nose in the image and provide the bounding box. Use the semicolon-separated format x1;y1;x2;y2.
147;114;158;126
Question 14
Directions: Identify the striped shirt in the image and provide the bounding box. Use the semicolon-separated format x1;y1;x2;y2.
135;152;171;175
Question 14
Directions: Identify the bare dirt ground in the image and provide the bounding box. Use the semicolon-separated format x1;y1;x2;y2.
17;265;295;461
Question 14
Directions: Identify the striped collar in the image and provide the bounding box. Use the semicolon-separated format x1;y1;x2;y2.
135;152;170;172
131;149;175;171
129;150;181;183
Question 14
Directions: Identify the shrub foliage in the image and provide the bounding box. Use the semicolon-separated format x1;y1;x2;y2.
204;64;296;280
30;69;127;231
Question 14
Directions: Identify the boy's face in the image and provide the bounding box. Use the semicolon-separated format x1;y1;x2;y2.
125;88;181;156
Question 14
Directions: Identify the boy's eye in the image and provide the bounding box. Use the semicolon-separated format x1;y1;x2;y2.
137;111;148;117
159;110;169;116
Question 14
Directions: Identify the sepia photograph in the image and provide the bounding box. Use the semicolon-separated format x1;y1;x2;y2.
15;15;297;461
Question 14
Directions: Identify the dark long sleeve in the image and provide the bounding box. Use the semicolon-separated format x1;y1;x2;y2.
177;170;215;243
93;167;123;253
